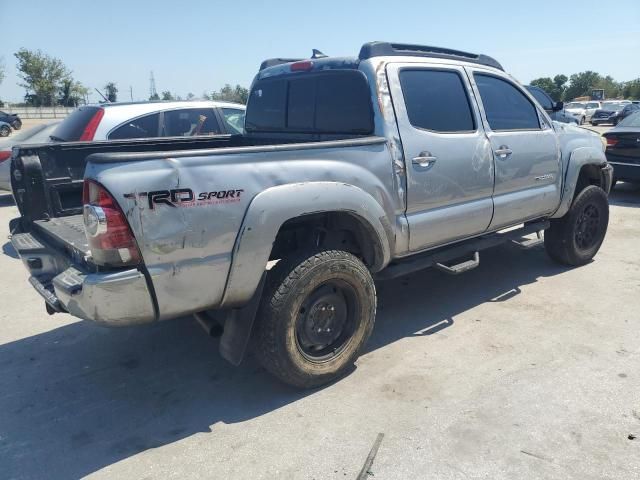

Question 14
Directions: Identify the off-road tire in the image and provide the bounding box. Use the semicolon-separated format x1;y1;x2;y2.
0;125;10;137
255;249;376;388
545;185;609;266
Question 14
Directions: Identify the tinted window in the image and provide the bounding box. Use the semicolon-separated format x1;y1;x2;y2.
52;106;103;141
400;70;475;132
245;70;373;134
586;103;599;109
221;108;245;134
162;108;221;136
475;74;540;131
526;87;554;110
108;113;160;140
619;111;640;127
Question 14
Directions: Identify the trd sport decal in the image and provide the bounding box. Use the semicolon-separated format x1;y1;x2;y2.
124;188;244;209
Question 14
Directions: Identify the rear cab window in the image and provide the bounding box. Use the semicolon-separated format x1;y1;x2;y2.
245;70;373;135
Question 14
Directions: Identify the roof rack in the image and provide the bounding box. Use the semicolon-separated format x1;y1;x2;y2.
358;42;503;71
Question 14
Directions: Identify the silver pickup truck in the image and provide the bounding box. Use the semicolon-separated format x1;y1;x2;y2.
9;42;612;387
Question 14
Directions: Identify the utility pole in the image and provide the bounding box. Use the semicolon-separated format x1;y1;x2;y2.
130;86;133;101
149;71;157;99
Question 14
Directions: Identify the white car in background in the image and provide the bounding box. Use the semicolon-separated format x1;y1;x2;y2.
49;100;245;142
0;122;60;191
564;101;602;125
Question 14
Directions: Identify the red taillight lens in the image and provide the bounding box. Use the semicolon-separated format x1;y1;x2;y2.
606;136;618;147
83;179;141;266
0;151;11;164
79;108;105;141
291;60;313;72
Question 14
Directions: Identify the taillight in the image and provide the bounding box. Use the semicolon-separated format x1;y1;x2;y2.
606;136;618;147
82;179;141;266
0;151;10;164
79;108;105;141
291;60;313;72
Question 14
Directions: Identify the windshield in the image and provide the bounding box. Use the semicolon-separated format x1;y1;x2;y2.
603;102;624;111
618;111;640;127
565;102;585;109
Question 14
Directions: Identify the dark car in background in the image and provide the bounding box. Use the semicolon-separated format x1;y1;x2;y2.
602;111;640;189
0;110;22;130
525;85;578;124
590;102;636;126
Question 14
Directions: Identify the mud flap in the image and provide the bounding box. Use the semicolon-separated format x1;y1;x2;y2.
219;273;266;366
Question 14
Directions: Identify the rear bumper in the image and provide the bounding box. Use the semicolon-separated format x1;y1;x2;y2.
607;161;640;182
11;227;156;326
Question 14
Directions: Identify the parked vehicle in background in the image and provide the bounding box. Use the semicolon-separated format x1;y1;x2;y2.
0;122;60;191
0;111;22;130
608;103;640;125
50;100;246;142
525;85;578;124
584;101;603;123
0;121;12;137
564;102;587;124
590;102;627;125
9;42;612;388
603;111;640;188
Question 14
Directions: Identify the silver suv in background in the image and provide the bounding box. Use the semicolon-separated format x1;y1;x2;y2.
49;100;246;142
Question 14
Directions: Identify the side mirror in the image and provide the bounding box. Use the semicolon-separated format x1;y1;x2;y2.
552;101;564;112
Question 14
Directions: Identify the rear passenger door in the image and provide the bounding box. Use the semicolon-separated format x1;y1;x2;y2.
387;63;495;251
161;108;222;136
469;70;561;229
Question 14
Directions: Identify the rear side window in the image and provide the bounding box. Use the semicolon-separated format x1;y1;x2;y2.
399;69;475;132
474;74;540;131
526;87;554;110
108;113;160;140
245;70;373;134
162;108;221;136
52;106;103;141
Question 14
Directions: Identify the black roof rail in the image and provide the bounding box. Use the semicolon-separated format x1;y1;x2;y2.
358;41;504;71
259;58;304;71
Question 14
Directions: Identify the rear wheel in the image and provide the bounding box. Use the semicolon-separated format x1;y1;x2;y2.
255;249;376;388
0;125;10;137
545;185;609;266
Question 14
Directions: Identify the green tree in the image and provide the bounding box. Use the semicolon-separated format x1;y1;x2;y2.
564;71;601;101
104;82;118;102
210;84;249;104
186;92;195;100
161;90;174;101
14;48;71;106
594;75;622;99
622;79;640;100
58;79;88;106
149;92;160;101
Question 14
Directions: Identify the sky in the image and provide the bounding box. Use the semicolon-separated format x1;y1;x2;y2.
0;0;639;104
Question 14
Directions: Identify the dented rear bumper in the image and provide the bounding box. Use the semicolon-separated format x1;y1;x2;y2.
10;225;156;326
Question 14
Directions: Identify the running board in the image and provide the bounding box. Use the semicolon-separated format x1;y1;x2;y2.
376;220;549;281
435;252;480;275
511;231;543;249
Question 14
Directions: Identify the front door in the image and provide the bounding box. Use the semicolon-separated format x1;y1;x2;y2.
468;69;562;229
387;63;495;251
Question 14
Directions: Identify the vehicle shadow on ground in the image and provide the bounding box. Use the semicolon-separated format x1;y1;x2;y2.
0;193;15;207
2;241;18;259
0;243;570;479
609;182;640;208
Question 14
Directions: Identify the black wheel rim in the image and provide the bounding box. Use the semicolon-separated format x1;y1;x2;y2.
574;203;600;250
295;280;359;362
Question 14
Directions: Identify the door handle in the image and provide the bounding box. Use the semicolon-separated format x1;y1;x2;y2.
412;152;437;169
494;145;513;158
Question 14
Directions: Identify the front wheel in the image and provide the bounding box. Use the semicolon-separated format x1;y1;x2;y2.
0;125;10;137
11;120;22;130
544;185;609;266
580;116;585;125
255;249;376;388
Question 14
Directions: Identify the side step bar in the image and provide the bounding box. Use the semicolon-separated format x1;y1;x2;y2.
376;220;549;281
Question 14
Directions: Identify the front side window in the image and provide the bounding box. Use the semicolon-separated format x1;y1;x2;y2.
527;87;554;110
221;108;245;134
162;108;221;136
399;69;475;132
474;74;540;131
109;113;160;140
